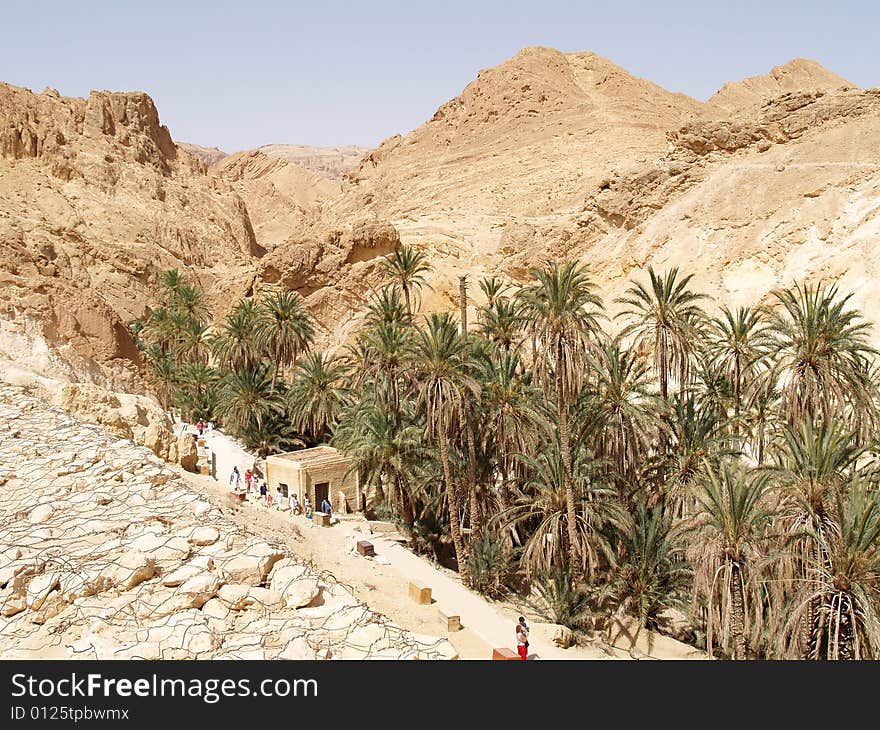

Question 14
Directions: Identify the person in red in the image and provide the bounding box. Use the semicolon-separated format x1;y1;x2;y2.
244;469;252;492
196;418;205;436
516;620;529;660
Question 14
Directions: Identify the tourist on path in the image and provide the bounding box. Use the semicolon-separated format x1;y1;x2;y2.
275;486;284;510
516;620;529;660
321;496;332;517
259;479;268;504
289;492;299;514
229;466;241;490
244;468;252;492
196;418;205;436
304;496;312;523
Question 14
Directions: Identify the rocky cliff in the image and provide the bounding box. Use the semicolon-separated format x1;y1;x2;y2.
0;83;265;391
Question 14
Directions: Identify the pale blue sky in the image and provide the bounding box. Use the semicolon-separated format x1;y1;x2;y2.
2;1;877;151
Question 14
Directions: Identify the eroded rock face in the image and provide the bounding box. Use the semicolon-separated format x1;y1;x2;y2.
0;82;262;391
0;384;456;660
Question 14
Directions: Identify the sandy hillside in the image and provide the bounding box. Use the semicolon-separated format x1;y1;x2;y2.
255;48;879;350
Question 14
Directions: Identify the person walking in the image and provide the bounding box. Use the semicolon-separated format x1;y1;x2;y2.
196;418;205;436
516;620;529;660
304;496;312;523
244;468;253;492
275;486;284;510
259;479;268;505
229;466;241;490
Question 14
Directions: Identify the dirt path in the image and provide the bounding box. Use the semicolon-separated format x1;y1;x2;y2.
174;467;699;660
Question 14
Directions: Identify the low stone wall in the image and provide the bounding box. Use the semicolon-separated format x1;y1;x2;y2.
0;385;456;660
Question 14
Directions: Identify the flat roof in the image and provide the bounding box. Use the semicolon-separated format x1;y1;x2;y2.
267;445;352;468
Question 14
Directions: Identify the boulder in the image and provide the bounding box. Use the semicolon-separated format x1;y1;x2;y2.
216;543;284;586
28;504;55;524
26;572;61;610
552;624;574;649
177;432;198;472
105;551;155;591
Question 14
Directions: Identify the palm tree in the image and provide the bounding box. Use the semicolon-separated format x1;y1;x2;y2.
479;297;523;353
145;345;177;410
214;362;284;436
600;503;692;641
333;398;427;526
518;260;604;584
478;275;509;307
478;351;545;512
767;417;865;657
409;312;479;585
287;352;350;443
778;479;880;659
210;299;260;371
174;282;211;325
159;268;184;302
579;341;665;502
764;281;877;434
255;290;315;386
173;362;219;422
381;244;432;319
665;394;736;512
348;321;411;419
616;267;708;400
686;461;774;659
499;439;622;579
708;305;771;427
174;318;211;366
363;285;409;327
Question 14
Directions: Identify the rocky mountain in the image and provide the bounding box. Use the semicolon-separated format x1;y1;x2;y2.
707;58;854;114
268;48;879;344
256;144;369;180
2;47;877;396
211;149;339;250
177;141;229;166
0;84;388;393
0;83;265;390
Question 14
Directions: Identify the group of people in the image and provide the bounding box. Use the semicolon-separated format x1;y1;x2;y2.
227;466;332;522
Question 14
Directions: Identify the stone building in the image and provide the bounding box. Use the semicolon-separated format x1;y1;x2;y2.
264;446;362;513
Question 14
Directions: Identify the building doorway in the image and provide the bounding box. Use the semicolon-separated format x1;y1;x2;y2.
314;481;329;507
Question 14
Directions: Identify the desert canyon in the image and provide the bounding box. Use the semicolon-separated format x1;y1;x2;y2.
1;46;879;659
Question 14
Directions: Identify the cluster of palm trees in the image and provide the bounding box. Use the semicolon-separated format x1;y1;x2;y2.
140;251;880;659
135;268;344;456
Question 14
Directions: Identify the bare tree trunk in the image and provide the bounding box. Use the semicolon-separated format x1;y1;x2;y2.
440;432;470;586
459;276;480;539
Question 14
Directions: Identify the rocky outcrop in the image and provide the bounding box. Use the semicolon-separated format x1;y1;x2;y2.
707;58;854;114
255;144;369;180
0;384;457;660
0;82;263;390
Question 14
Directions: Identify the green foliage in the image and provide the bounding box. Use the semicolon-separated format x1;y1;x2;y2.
136;259;880;659
466;531;520;599
531;567;593;630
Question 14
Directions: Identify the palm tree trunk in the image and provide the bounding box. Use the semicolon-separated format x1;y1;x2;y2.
440;432;470;586
730;562;746;659
459;276;480;539
556;350;583;586
733;358;741;436
403;284;412;321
